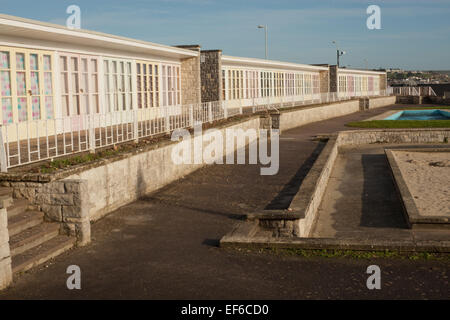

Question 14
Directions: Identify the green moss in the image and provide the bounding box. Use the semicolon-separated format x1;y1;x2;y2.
251;247;450;260
40;148;121;173
346;120;450;129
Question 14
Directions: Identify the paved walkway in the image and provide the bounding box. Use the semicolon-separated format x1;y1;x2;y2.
1;105;449;299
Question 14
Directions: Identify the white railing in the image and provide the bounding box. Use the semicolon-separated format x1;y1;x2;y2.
0;91;389;171
391;86;437;97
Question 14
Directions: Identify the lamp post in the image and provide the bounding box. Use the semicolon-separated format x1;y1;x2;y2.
332;40;346;67
257;25;268;59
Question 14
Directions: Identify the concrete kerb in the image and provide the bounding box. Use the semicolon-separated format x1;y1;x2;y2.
220;234;450;253
221;128;450;252
386;148;450;230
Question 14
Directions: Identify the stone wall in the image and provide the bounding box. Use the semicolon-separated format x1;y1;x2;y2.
428;96;450;105
329;66;338;93
2;179;90;246
37;180;90;245
279;100;360;132
395;95;450;105
338;128;450;145
277;96;394;133
200;50;222;102
368;96;396;109
177;45;202;105
396;96;414;104
379;74;387;91
319;70;329;93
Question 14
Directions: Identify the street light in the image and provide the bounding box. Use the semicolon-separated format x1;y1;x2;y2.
257;25;268;59
332;40;346;67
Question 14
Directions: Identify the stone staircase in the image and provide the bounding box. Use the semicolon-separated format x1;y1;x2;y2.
0;187;75;275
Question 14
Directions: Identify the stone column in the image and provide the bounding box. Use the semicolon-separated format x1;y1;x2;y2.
176;45;202;105
200;50;222;102
329;65;338;93
319;70;329;93
62;180;91;246
379;73;387;91
37;179;91;246
0;204;12;290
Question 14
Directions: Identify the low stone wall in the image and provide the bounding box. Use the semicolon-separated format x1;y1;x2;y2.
0;179;90;246
429;96;450;105
368;96;396;109
279;100;360;132
395;95;439;105
278;96;394;132
338;128;450;145
396;96;414;104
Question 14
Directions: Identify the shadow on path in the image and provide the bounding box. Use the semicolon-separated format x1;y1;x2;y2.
265;141;326;210
360;153;408;229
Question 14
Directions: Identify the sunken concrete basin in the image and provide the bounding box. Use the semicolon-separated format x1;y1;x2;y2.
386;148;450;229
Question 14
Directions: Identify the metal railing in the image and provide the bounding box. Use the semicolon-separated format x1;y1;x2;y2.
0;91;390;171
391;86;437;97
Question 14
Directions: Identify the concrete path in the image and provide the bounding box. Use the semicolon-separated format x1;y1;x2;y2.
1;105;449;299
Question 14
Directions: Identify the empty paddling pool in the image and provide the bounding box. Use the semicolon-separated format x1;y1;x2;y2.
385;109;450;120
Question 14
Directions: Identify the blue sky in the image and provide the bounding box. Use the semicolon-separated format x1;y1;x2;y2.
1;0;450;70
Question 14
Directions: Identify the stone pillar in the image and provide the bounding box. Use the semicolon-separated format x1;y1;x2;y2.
379;73;387;91
37;179;91;246
359;97;369;110
413;96;423;105
62;180;90;246
329;65;338;93
319;70;329;93
259;114;272;131
176;45;202;105
0;204;12;290
200;50;222;102
270;113;280;132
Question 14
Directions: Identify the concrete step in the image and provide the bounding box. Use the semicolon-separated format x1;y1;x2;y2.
7;199;30;218
8;211;44;237
10;223;60;257
12;235;76;275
